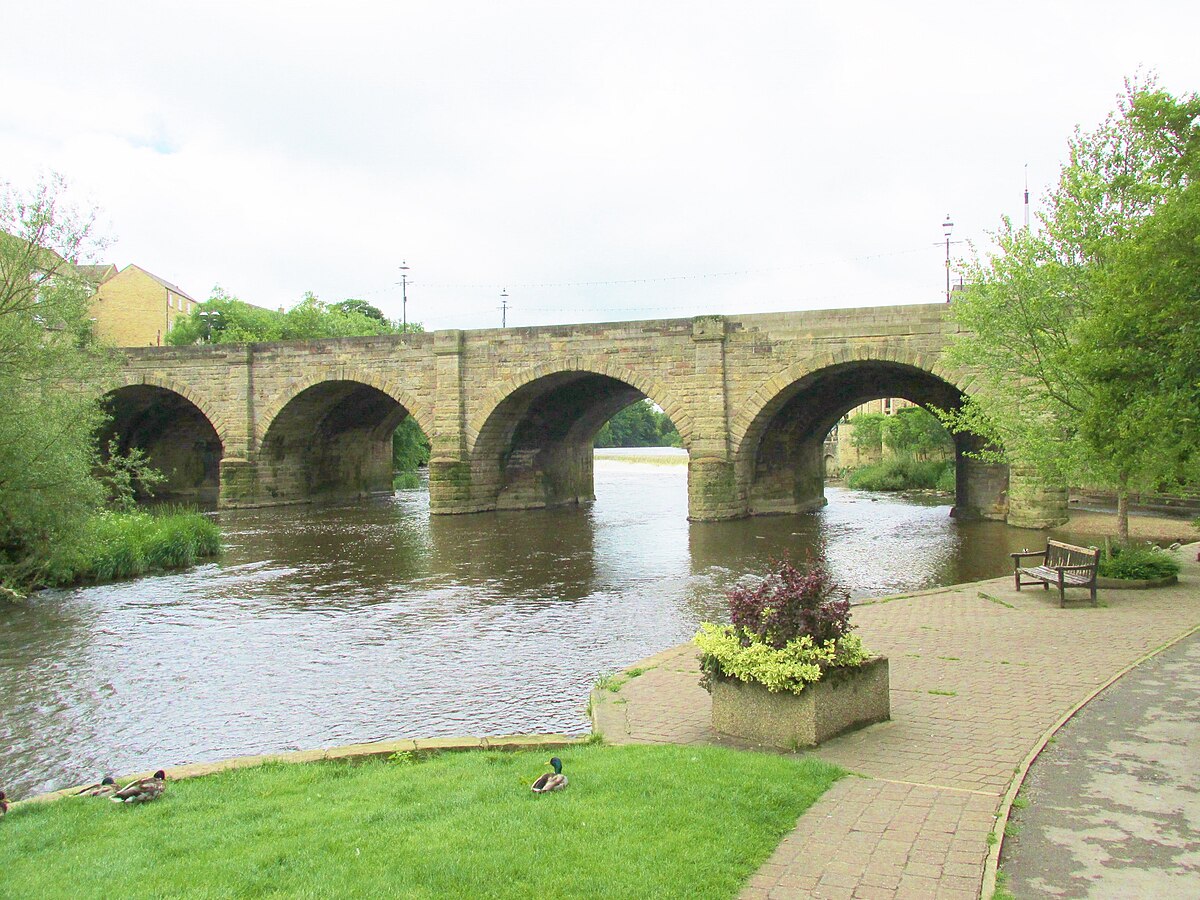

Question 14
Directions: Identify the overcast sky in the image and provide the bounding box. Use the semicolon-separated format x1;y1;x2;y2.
3;2;1197;330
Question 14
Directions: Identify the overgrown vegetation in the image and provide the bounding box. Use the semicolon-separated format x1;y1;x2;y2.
0;746;843;899
696;557;868;695
1098;545;1181;581
846;458;955;492
941;77;1200;544
595;399;680;448
44;508;221;585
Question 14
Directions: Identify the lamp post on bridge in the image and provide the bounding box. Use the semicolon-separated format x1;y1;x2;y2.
942;215;954;303
500;288;509;328
398;261;410;333
199;308;219;343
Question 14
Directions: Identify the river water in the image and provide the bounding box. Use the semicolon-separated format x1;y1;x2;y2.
2;450;1068;798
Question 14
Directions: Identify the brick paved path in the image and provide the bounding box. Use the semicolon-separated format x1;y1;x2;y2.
590;550;1200;899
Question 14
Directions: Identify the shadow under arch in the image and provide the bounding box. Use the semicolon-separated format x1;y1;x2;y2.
735;358;1003;520
100;384;225;505
257;379;427;504
468;368;687;513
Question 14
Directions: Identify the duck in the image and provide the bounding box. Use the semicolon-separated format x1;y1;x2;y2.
76;776;118;798
0;789;7;816
111;770;166;804
531;757;568;793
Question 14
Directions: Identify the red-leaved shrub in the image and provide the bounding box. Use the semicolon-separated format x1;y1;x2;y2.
727;556;852;649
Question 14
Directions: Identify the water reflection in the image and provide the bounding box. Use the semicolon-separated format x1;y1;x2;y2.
2;453;1074;799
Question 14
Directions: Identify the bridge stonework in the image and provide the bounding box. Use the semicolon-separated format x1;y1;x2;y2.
104;303;1068;528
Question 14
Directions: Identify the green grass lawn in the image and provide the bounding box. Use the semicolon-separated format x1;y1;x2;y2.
0;744;842;899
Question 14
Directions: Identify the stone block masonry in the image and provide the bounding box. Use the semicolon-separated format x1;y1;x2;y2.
99;304;1068;527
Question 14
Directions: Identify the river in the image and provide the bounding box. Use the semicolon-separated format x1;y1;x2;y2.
1;449;1068;798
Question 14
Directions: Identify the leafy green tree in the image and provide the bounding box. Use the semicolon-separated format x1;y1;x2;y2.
594;399;680;448
846;412;884;456
0;175;111;587
943;78;1200;542
392;417;431;472
882;407;954;459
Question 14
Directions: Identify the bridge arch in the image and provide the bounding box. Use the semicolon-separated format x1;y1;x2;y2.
732;347;1002;519
99;377;226;505
465;360;690;512
256;371;433;503
255;368;434;449
466;357;692;454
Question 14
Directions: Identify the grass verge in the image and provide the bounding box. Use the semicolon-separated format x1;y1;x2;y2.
0;744;842;899
46;507;221;585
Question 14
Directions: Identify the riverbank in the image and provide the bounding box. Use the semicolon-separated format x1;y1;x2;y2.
589;543;1200;898
0;743;841;899
1058;508;1198;544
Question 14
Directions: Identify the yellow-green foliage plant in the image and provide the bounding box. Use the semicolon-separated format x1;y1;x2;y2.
695;557;870;694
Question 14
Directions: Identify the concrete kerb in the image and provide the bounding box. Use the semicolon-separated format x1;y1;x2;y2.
11;732;585;810
980;617;1200;900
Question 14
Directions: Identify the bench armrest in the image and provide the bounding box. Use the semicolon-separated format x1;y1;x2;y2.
1010;550;1046;560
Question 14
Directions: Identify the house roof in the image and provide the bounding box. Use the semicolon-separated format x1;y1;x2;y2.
121;264;198;302
76;263;118;285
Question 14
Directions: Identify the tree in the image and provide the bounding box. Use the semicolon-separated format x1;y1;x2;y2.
0;175;110;587
882;407;954;459
944;78;1200;542
846;412;884;457
594;399;681;448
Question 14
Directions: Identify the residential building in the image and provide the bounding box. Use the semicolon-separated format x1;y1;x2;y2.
86;264;198;347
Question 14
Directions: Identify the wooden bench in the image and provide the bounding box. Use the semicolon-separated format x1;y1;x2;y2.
1011;540;1100;607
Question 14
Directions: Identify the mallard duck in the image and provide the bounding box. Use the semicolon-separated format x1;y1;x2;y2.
531;757;568;793
0;789;8;815
76;776;118;798
111;770;166;804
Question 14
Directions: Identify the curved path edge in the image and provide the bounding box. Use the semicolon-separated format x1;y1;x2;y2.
980;620;1200;899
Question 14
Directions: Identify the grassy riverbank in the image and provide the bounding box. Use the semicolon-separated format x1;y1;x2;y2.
44;508;221;586
0;744;841;898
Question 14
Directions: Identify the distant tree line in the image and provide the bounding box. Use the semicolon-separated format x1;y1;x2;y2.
594;399;681;448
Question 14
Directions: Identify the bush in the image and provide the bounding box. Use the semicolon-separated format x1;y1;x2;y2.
936;465;956;493
1098;545;1181;581
694;557;869;695
846;457;952;491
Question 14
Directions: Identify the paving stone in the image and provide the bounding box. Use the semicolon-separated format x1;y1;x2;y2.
590;561;1200;899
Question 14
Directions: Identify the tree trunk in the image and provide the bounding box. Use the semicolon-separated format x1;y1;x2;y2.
1116;475;1130;546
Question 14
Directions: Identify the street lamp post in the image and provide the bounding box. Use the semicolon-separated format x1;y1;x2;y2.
199;309;219;343
500;288;509;328
398;261;410;333
942;215;954;302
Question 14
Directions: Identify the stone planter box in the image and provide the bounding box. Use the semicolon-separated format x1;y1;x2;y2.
1095;574;1178;590
710;656;890;750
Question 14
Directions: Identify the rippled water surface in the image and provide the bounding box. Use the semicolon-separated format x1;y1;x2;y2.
2;451;1070;797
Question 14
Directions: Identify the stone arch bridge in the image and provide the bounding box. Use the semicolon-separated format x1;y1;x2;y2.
97;303;1065;527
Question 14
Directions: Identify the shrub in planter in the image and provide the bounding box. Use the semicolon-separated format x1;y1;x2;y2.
694;557;886;747
695;557;870;695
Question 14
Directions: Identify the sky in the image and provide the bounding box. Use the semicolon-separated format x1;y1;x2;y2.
3;1;1198;331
